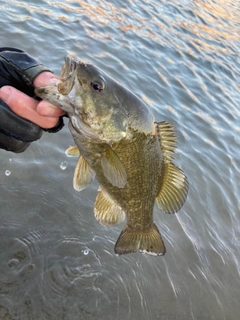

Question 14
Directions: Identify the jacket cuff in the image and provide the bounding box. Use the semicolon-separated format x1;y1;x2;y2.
42;116;65;133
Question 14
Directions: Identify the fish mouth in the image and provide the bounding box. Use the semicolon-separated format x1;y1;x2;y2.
60;55;77;82
57;55;78;96
35;55;80;113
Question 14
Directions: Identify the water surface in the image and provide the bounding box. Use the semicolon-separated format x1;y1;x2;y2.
0;0;239;319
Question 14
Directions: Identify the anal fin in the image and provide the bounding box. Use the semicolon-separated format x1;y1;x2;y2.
94;187;125;226
114;224;166;256
156;162;188;214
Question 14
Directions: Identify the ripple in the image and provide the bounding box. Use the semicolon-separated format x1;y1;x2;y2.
0;227;48;319
40;236;104;318
0;238;34;293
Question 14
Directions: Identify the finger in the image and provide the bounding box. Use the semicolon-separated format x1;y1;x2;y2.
33;71;60;87
34;72;66;117
0;86;59;128
36;100;65;117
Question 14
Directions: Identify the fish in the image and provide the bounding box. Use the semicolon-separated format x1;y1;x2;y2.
35;55;188;256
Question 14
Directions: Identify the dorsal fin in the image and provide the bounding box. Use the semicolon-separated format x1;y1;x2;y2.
156;162;188;214
155;121;177;162
155;121;188;214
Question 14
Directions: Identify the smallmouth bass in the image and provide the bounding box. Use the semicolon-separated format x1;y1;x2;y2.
35;56;188;256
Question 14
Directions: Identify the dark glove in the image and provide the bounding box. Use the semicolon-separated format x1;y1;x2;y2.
0;47;64;153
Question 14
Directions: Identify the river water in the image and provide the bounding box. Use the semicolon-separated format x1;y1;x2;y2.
0;0;239;319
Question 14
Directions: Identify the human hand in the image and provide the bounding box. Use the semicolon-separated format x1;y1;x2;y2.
0;72;65;129
0;48;65;153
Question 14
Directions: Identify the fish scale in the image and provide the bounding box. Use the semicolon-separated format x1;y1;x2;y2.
102;130;162;230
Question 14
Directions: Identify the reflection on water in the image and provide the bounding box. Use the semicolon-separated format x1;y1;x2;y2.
0;0;240;319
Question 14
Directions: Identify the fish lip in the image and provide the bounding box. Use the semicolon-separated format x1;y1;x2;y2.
63;55;77;78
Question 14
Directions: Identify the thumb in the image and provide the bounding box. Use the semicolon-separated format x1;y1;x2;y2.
33;71;60;87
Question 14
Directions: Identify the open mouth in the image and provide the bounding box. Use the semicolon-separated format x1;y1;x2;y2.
57;56;78;95
60;56;77;79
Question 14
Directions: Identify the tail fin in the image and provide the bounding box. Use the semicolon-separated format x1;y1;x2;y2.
114;224;166;256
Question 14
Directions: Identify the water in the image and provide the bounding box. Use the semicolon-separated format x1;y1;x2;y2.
0;0;239;319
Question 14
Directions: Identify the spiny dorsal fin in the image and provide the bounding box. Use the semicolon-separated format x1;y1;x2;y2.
114;223;166;256
101;145;127;188
155;121;177;162
94;187;125;226
156;162;188;214
73;155;96;191
65;146;80;157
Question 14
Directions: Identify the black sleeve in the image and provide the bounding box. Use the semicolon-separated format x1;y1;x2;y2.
0;47;51;97
0;47;64;153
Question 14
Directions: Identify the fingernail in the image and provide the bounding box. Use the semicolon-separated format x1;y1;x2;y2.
0;86;12;103
49;77;60;84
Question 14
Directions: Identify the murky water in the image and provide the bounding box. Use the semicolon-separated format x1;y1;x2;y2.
0;0;239;319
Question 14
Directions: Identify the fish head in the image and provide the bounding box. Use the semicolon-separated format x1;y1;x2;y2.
68;57;132;142
36;55;130;142
36;55;156;141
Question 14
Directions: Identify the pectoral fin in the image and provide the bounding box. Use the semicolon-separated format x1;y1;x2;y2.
156;162;188;214
114;224;166;256
65;146;80;157
94;187;125;226
101;146;127;188
73;156;96;191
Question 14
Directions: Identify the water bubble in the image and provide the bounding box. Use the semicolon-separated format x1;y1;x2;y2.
82;264;90;272
60;161;68;170
27;264;35;273
8;258;19;268
5;170;11;176
83;249;89;255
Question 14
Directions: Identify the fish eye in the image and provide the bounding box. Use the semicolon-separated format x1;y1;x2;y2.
91;78;105;92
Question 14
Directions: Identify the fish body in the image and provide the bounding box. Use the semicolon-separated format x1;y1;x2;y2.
35;56;188;256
